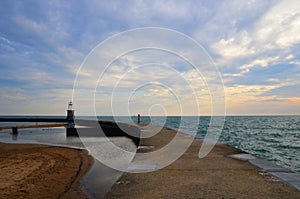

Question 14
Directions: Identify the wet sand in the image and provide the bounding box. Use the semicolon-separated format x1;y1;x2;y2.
0;143;93;199
104;126;300;199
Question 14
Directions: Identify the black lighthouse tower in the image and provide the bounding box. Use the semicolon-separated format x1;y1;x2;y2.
66;101;77;136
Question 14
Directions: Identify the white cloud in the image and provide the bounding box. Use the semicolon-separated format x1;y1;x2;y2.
239;56;279;70
210;0;300;69
285;54;294;60
254;0;300;49
212;30;256;58
224;55;281;77
266;78;280;83
289;61;300;66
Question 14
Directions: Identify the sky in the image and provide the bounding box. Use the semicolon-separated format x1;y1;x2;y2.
0;0;300;116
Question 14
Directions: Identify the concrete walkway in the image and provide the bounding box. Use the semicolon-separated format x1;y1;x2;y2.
104;126;300;199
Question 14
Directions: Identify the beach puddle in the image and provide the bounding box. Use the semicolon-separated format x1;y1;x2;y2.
82;160;123;198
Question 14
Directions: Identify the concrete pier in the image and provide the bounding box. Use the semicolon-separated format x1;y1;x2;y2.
0;123;66;131
104;125;300;199
66;121;141;146
0;118;141;146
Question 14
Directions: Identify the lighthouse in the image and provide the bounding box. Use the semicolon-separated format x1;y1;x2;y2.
66;101;77;136
67;101;75;122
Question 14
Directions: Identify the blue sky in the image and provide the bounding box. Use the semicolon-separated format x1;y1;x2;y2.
0;0;299;115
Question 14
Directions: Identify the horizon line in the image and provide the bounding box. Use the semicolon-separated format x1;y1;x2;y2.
1;114;300;117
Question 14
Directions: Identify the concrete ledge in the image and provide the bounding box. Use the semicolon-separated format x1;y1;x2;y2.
248;158;300;191
269;172;300;190
249;158;292;173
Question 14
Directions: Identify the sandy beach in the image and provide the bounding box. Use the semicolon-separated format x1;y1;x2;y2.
0;143;93;199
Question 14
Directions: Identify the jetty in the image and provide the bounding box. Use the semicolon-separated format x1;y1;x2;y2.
103;125;300;198
0;102;140;145
0;123;65;134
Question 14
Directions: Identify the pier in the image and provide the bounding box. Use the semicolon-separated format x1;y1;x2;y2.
0;123;66;131
0;123;66;134
0;118;140;146
103;125;300;198
0;102;140;145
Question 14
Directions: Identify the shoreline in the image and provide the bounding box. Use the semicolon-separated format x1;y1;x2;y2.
1;124;299;198
0;142;93;199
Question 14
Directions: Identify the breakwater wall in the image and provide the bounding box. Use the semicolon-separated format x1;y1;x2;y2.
73;120;140;147
0;117;140;147
0;117;66;123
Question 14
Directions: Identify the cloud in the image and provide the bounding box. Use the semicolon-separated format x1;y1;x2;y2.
211;0;300;64
0;87;28;101
222;55;281;78
73;39;216;116
13;15;49;39
263;84;300;98
285;54;294;60
233;55;280;76
224;82;300;115
289;60;300;66
212;30;256;58
1;0;300;115
253;0;300;49
239;56;279;69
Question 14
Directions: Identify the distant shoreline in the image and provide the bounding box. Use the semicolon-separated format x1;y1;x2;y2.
1;115;300;117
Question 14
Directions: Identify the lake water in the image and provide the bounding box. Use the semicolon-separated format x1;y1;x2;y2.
135;115;300;174
96;115;300;174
